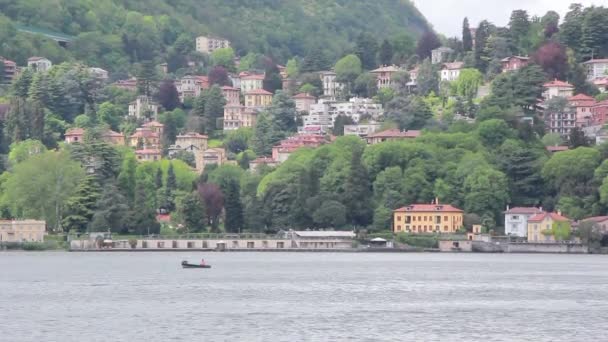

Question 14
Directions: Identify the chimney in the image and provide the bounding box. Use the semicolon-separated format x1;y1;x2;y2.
435;197;439;205
539;207;543;212
506;204;510;211
557;210;562;216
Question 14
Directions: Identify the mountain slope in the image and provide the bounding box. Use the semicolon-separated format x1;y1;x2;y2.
0;0;429;71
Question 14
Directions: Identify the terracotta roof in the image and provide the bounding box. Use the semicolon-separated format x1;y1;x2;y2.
546;145;569;152
65;128;85;136
293;93;315;99
367;128;421;139
504;207;543;215
130;128;159;139
528;212;569;222
583;59;608;64
394;204;463;213
370;65;402;73
594;78;608;86
544;79;573;88
568;94;595;102
443;62;464;70
241;74;265;80
177;132;208;139
142;121;164;127
245;88;273;95
583;216;608;223
28;56;47;62
221;86;239;91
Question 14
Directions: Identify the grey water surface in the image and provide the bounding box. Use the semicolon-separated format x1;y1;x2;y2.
1;252;607;341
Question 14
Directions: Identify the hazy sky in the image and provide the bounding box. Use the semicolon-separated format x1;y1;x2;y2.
413;0;603;37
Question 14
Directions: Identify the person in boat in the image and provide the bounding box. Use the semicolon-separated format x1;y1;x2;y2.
200;258;206;266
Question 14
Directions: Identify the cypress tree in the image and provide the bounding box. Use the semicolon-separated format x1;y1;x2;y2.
343;147;373;227
462;17;473;52
62;176;102;233
137;60;158;97
224;180;244;233
202;85;226;132
155;167;163;189
12;69;33;98
180;191;206;232
378;39;394;66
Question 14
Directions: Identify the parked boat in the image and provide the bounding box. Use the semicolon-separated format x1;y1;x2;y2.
181;260;211;269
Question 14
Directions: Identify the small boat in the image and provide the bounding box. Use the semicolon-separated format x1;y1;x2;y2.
181;260;211;269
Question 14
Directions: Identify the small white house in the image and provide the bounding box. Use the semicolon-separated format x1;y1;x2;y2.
27;57;52;72
440;62;464;82
504;207;543;237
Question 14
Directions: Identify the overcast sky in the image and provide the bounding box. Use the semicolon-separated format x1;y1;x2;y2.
413;0;603;37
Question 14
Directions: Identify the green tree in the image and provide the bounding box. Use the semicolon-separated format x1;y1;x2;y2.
223;179;244;233
178;191;206;232
97;102;122;131
285;58;299;78
251;112;274;156
313;200;347;227
210;47;236;71
333;115;355;136
509;10;531;54
416;58;438;96
270;91;297;133
474;20;492;73
453;68;483;100
477;119;513;148
462;17;473;52
378;39;394;65
131;179;160;235
343;147;373;226
117;152;137;203
335;54;362;88
8;139;46;165
90;184;129;234
202;85;227;132
2;150;85;230
463;167;510;223
62;175;102;233
355;33;379;70
136;60;158;97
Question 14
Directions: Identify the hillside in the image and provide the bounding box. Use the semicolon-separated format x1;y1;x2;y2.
0;0;429;71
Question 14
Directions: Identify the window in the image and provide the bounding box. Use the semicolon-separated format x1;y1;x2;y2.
277;242;284;248
444;226;448;231
397;225;402;231
247;242;254;248
187;242;195;248
405;216;411;223
512;215;519;220
397;216;402;222
435;216;441;224
157;241;165;248
444;216;448;221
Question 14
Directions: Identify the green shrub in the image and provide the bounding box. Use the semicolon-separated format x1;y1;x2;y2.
396;234;438;248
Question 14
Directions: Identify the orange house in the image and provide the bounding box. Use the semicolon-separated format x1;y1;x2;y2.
393;203;464;234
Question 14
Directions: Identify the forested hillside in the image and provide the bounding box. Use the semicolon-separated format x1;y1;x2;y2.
0;0;429;72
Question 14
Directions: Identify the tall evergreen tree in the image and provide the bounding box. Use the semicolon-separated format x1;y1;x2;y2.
12;69;33;99
202;85;226;132
179;191;206;232
343;147;373;227
355;33;379;70
560;4;584;55
416;30;441;60
251;112;274;156
90;184;129;234
155;167;163;189
474;20;492;73
224;179;244;233
164;163;177;211
136;60;158;97
131;180;160;235
378;39;394;66
62;176;102;233
509;10;531;54
270;91;297;133
462;17;473;52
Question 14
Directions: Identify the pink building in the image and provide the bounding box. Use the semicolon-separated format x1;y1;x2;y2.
591;101;608;126
568;94;596;126
370;65;402;89
112;78;138;92
221;86;241;105
65;128;85;143
501;56;529;72
543;80;574;100
135;149;162;162
271;134;326;163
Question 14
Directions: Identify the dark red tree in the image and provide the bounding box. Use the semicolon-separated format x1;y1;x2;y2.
544;22;559;38
197;183;224;231
532;41;569;80
157;79;180;110
208;66;231;86
416;30;441;60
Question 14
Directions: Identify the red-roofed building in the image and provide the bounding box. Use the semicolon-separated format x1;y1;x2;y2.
142;120;164;136
249;157;279;172
527;212;570;243
293;93;316;112
543;80;574;100
591;100;608;126
504;206;544;237
102;130;125;145
221;86;241;105
129;128;161;149
581;216;608;235
546;145;569;153
240;73;265;92
365;128;421;144
65;128;85;144
594;78;608;93
271;134;326;163
245;88;273;108
1;57;17;83
393;202;464;234
501;56;529;73
568;94;596;126
135;149;162;162
440;62;464;82
370;65;402;89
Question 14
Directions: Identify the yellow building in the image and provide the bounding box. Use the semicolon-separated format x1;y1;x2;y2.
393;203;464;234
245;89;273;108
527;212;570;243
0;220;46;242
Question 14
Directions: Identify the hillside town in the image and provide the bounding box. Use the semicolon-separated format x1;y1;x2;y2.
1;4;608;253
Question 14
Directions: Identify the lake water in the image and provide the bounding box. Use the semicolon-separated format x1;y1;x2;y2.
1;252;607;342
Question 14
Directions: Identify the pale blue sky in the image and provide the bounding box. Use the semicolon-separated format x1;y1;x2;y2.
413;0;603;37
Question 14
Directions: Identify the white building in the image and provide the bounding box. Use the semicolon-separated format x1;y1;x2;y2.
88;67;109;80
543;80;574;100
195;35;231;54
176;75;208;102
319;71;344;98
332;97;383;122
440;62;464;82
343;123;382;137
129;95;159;119
432;47;453;64
27;57;52;72
303;100;333;132
583;59;608;81
504;207;543;237
240;73;265;93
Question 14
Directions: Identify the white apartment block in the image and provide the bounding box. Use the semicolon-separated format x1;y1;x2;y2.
196;36;231;54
